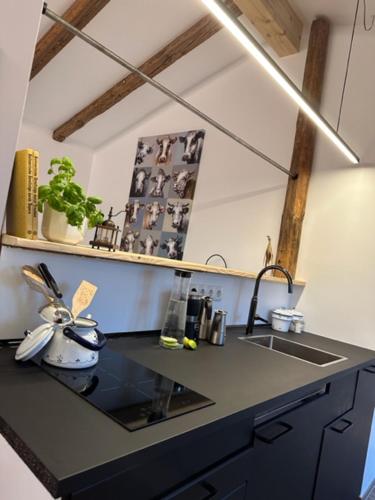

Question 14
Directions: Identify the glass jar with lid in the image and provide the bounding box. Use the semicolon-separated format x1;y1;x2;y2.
160;269;192;349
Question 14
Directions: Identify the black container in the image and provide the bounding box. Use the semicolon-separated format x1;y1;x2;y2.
185;289;202;341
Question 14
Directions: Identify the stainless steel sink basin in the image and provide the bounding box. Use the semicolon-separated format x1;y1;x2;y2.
238;335;347;367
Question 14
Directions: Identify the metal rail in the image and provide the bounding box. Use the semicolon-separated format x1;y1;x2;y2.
43;3;297;179
215;0;359;164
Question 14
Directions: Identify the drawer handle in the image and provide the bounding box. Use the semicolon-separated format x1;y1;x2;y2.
255;421;293;444
364;365;375;374
330;419;353;434
201;481;218;499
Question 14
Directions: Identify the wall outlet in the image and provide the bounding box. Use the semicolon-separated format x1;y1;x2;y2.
208;286;223;302
191;284;223;302
192;284;208;296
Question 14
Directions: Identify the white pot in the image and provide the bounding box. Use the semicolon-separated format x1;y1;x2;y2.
271;309;294;333
41;203;87;245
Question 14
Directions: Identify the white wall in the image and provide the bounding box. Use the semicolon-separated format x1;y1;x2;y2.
0;245;303;339
89;51;306;272
17;122;94;189
0;0;44;225
297;27;375;351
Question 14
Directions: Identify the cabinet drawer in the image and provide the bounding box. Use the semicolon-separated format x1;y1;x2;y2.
254;370;357;428
70;416;253;500
163;448;251;500
164;479;247;500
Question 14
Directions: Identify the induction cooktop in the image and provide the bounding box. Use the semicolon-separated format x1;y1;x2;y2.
33;347;214;431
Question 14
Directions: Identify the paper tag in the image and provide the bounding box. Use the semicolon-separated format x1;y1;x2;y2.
71;280;98;319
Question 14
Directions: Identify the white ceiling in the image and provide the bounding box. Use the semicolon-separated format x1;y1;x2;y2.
23;0;372;150
292;0;362;26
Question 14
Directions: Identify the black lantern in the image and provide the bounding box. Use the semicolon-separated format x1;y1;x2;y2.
90;207;120;251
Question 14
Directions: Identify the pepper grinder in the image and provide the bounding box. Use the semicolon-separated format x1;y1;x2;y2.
198;296;213;341
209;310;227;346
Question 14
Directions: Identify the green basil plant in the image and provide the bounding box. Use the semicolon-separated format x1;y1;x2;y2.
38;156;104;229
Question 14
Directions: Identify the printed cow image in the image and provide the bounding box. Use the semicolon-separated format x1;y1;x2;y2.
172;169;195;199
161;236;183;260
124;200;144;226
149;168;171;197
135;141;153;165
167;202;190;233
179;130;205;164
121;230;140;253
143;202;165;230
130;168;151;197
140;234;159;256
155;136;177;165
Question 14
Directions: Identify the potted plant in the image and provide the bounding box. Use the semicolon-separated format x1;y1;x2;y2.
38;156;104;245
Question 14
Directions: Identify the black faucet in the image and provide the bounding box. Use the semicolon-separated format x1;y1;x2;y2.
246;265;293;335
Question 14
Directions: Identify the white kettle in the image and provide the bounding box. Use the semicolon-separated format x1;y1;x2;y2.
43;318;107;369
16;317;107;370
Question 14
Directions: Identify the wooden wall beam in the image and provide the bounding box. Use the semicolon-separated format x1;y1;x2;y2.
52;1;241;142
233;0;303;57
275;18;330;278
30;0;111;80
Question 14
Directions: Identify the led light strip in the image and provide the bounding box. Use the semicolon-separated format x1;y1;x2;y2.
202;0;359;164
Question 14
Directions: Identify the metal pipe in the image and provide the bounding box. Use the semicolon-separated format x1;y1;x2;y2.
42;3;297;179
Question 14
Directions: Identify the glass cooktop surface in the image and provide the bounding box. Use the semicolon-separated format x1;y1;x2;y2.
34;347;214;431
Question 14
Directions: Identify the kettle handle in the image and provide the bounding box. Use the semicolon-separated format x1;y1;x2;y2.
63;327;107;351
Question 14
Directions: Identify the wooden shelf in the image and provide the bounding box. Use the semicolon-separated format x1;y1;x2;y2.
1;234;306;286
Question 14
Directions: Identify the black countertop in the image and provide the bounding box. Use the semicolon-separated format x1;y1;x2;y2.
0;326;374;497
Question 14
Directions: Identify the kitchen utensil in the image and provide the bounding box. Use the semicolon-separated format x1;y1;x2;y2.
185;288;202;341
71;280;98;319
38;263;63;299
42;317;106;369
15;323;55;361
209;310;227;346
198;296;213;341
21;265;55;302
38;301;73;325
160;269;192;349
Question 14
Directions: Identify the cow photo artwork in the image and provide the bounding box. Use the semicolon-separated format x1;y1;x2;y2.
120;129;205;260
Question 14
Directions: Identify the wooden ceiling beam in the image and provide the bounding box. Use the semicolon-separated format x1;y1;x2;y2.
233;0;303;57
30;0;111;80
52;0;241;142
275;18;330;278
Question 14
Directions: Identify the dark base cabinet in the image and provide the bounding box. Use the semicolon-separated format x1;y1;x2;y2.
68;367;375;500
249;372;357;500
314;367;375;500
68;415;254;500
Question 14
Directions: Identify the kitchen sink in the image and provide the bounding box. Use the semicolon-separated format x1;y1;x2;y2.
238;335;347;367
